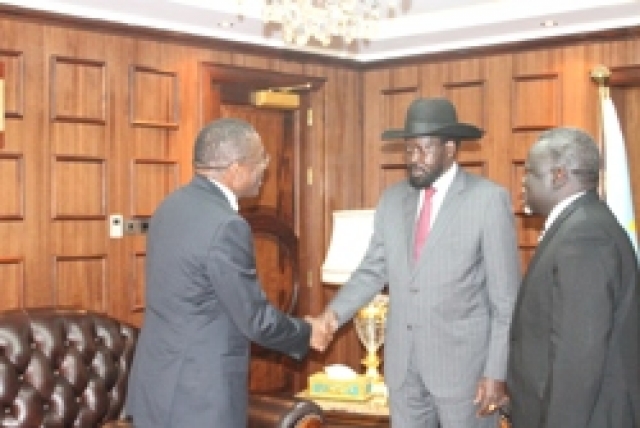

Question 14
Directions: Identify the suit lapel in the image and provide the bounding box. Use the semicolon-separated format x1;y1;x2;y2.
403;186;420;265
420;169;466;255
521;191;595;284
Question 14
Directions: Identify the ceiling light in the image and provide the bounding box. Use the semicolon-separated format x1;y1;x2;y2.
238;0;402;47
540;20;558;27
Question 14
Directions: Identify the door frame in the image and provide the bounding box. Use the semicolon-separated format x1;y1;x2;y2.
198;62;326;391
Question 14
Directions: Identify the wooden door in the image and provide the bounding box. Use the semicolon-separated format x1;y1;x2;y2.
201;64;324;394
221;104;300;392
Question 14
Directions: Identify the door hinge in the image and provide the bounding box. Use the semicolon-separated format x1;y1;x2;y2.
307;270;313;288
306;167;313;186
307;108;313;126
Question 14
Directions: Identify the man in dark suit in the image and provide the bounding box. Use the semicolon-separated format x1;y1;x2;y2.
507;126;640;427
126;118;328;428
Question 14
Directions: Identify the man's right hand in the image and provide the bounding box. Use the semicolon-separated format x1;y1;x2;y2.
305;309;339;352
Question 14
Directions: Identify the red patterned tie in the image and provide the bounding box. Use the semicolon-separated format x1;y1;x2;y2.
413;187;436;260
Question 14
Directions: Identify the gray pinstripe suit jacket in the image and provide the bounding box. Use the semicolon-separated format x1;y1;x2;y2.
329;168;521;398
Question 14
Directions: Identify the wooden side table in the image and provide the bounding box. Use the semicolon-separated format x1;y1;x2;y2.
296;391;390;427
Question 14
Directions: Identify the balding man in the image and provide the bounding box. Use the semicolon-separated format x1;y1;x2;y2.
508;126;640;428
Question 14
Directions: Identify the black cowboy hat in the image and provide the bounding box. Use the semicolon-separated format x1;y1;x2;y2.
381;97;484;140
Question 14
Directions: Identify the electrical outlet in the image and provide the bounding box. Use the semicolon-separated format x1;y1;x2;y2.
109;214;124;239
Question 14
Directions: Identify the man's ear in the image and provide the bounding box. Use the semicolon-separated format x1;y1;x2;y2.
217;162;241;192
551;166;568;189
444;140;458;158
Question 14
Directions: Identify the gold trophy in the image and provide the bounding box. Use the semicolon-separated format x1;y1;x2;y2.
354;293;388;397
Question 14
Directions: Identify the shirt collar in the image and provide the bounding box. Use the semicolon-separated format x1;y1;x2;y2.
544;191;586;232
432;162;458;194
209;178;239;211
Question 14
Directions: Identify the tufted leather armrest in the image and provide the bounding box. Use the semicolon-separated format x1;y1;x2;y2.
0;308;137;428
248;394;324;428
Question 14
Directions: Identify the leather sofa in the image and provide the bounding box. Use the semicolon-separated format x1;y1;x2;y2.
0;308;323;428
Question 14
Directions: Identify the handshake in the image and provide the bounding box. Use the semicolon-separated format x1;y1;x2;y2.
305;310;339;352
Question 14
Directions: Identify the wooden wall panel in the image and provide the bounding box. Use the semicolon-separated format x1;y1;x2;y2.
512;74;560;131
378;87;418;189
53;254;107;311
0;153;23;220
51;156;106;219
50;56;106;123
362;69;390;207
459;160;487;178
0;50;23;118
129;65;178;128
0;258;24;310
510;160;526;215
444;82;485;161
131;251;146;313
0;62;3;150
131;160;179;217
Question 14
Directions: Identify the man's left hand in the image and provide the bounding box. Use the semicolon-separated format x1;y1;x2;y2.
474;377;508;416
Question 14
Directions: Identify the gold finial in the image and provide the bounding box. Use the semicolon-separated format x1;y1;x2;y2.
590;65;611;86
590;65;611;99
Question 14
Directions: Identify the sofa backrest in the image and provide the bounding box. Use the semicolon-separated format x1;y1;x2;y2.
0;308;137;428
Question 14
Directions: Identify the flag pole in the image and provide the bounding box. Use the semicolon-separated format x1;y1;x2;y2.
591;64;639;255
590;65;610;199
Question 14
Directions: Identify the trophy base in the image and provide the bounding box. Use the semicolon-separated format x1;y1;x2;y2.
308;373;372;401
371;379;388;397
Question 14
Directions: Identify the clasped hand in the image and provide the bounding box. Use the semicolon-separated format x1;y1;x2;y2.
304;310;338;352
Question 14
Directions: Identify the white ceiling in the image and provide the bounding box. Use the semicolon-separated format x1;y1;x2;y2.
2;0;640;63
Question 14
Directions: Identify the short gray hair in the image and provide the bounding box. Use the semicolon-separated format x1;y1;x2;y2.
193;118;259;168
537;127;600;188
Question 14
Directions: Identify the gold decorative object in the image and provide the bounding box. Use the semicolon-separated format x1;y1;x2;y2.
354;293;388;393
590;64;611;99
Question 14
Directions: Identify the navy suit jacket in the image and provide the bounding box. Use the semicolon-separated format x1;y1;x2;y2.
126;175;310;428
508;191;640;427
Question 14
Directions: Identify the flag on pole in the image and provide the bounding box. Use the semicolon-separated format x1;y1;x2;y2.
601;97;639;255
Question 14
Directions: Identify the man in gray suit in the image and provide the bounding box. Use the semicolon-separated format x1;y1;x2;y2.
507;127;640;427
126;118;329;428
316;98;521;428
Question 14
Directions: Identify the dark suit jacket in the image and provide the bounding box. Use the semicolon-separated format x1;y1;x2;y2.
126;175;310;428
508;191;640;428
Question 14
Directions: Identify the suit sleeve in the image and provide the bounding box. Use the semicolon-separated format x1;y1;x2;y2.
205;216;311;360
543;229;618;427
481;187;521;380
329;197;389;327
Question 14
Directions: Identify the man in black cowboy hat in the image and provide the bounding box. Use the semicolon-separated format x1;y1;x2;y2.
313;97;521;428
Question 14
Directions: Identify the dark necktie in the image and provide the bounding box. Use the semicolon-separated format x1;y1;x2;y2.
413;187;436;260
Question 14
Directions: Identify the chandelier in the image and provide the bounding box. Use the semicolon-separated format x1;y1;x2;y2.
239;0;401;47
